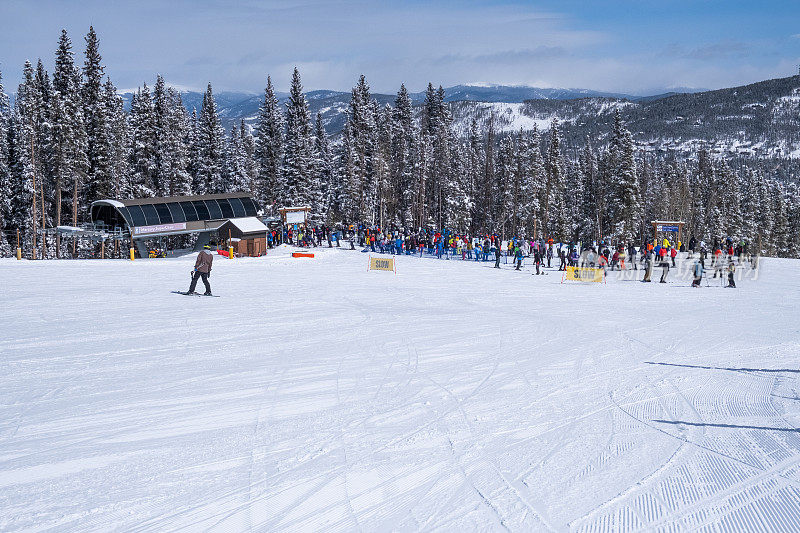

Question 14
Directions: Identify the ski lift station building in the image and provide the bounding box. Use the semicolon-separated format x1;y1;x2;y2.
90;192;267;257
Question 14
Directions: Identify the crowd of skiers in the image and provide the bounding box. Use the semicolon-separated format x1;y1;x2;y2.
273;222;749;288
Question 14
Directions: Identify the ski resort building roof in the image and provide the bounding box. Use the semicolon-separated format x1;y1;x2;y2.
90;193;261;256
217;217;269;239
91;193;259;236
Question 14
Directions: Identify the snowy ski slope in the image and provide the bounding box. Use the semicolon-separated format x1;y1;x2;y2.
1;247;799;531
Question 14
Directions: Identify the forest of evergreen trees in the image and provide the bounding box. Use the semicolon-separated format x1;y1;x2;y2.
0;28;798;258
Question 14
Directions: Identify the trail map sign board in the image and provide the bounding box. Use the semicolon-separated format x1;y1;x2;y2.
369;256;396;273
562;266;604;283
279;206;311;225
651;221;685;245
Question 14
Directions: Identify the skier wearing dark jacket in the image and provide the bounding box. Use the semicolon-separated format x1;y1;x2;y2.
188;246;213;295
494;244;502;269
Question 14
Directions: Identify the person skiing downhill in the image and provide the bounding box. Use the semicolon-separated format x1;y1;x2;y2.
187;245;214;295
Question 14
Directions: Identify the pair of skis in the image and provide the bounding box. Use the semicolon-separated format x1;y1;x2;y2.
171;291;219;298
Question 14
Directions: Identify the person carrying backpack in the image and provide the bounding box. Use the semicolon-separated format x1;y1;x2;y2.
514;245;523;270
692;260;703;287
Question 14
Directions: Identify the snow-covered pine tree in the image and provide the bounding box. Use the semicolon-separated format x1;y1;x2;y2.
0;70;11;256
390;84;414;226
608;110;641;243
739;167;760;245
717;160;742;239
239;119;258;197
446;138;471;232
224;122;242;193
375;105;393;229
753;169;773;255
52;30;89;255
253;76;284;214
466;118;483;234
690;148;713;240
564;159;583;243
430;86;453;230
195;83;226;194
343;75;378;223
313;112;333;222
495;135;515;237
164;87;192;196
129;84;157;197
481;112;495;232
337;121;357;223
770;181;789;257
11;61;39;257
32;59;56;257
577;139;598;243
545;117;568;240
282;68;315;209
408;121;432;229
152;75;170;197
187;108;199;192
785;183;800;258
668;159;692;226
101;78;130;199
82;26;112;208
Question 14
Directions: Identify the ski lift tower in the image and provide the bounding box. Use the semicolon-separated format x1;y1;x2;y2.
651;220;685;246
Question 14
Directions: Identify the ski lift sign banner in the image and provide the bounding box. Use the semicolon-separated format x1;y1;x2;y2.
657;224;680;232
133;222;187;235
563;266;604;283
368;256;396;273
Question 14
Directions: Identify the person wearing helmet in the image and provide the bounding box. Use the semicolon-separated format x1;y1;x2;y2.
187;245;214;295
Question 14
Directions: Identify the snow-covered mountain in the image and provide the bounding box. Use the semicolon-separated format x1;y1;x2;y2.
121;76;800;160
120;84;648;131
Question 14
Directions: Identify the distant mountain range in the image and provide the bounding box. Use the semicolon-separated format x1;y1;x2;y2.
120;84;699;132
119;76;800;161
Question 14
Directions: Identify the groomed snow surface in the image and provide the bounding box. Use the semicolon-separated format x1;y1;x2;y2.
2;247;800;531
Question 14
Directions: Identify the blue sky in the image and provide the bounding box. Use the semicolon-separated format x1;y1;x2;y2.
1;0;798;95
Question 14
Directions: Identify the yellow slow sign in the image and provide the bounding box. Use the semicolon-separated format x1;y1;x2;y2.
369;257;395;272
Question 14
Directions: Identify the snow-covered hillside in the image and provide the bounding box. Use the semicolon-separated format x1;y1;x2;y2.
2;247;799;531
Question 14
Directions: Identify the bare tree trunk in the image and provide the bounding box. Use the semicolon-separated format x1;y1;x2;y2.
56;175;62;258
40;182;46;259
72;178;78;257
30;135;38;260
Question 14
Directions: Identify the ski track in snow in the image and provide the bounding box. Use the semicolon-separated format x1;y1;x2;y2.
1;247;799;532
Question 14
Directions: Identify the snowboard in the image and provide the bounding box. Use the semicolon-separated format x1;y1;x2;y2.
171;291;220;297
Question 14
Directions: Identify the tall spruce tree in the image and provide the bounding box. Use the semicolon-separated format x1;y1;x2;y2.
195;83;226;194
545;118;567;239
102;78;130;198
608;110;641;242
391;84;414;226
11;61;39;256
129;84;157;197
253;75;284;213
52;30;88;255
82;26;111;206
282;68;315;208
0;70;11;256
313;112;333;221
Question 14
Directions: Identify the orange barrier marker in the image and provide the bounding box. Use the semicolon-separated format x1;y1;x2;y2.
292;252;315;258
